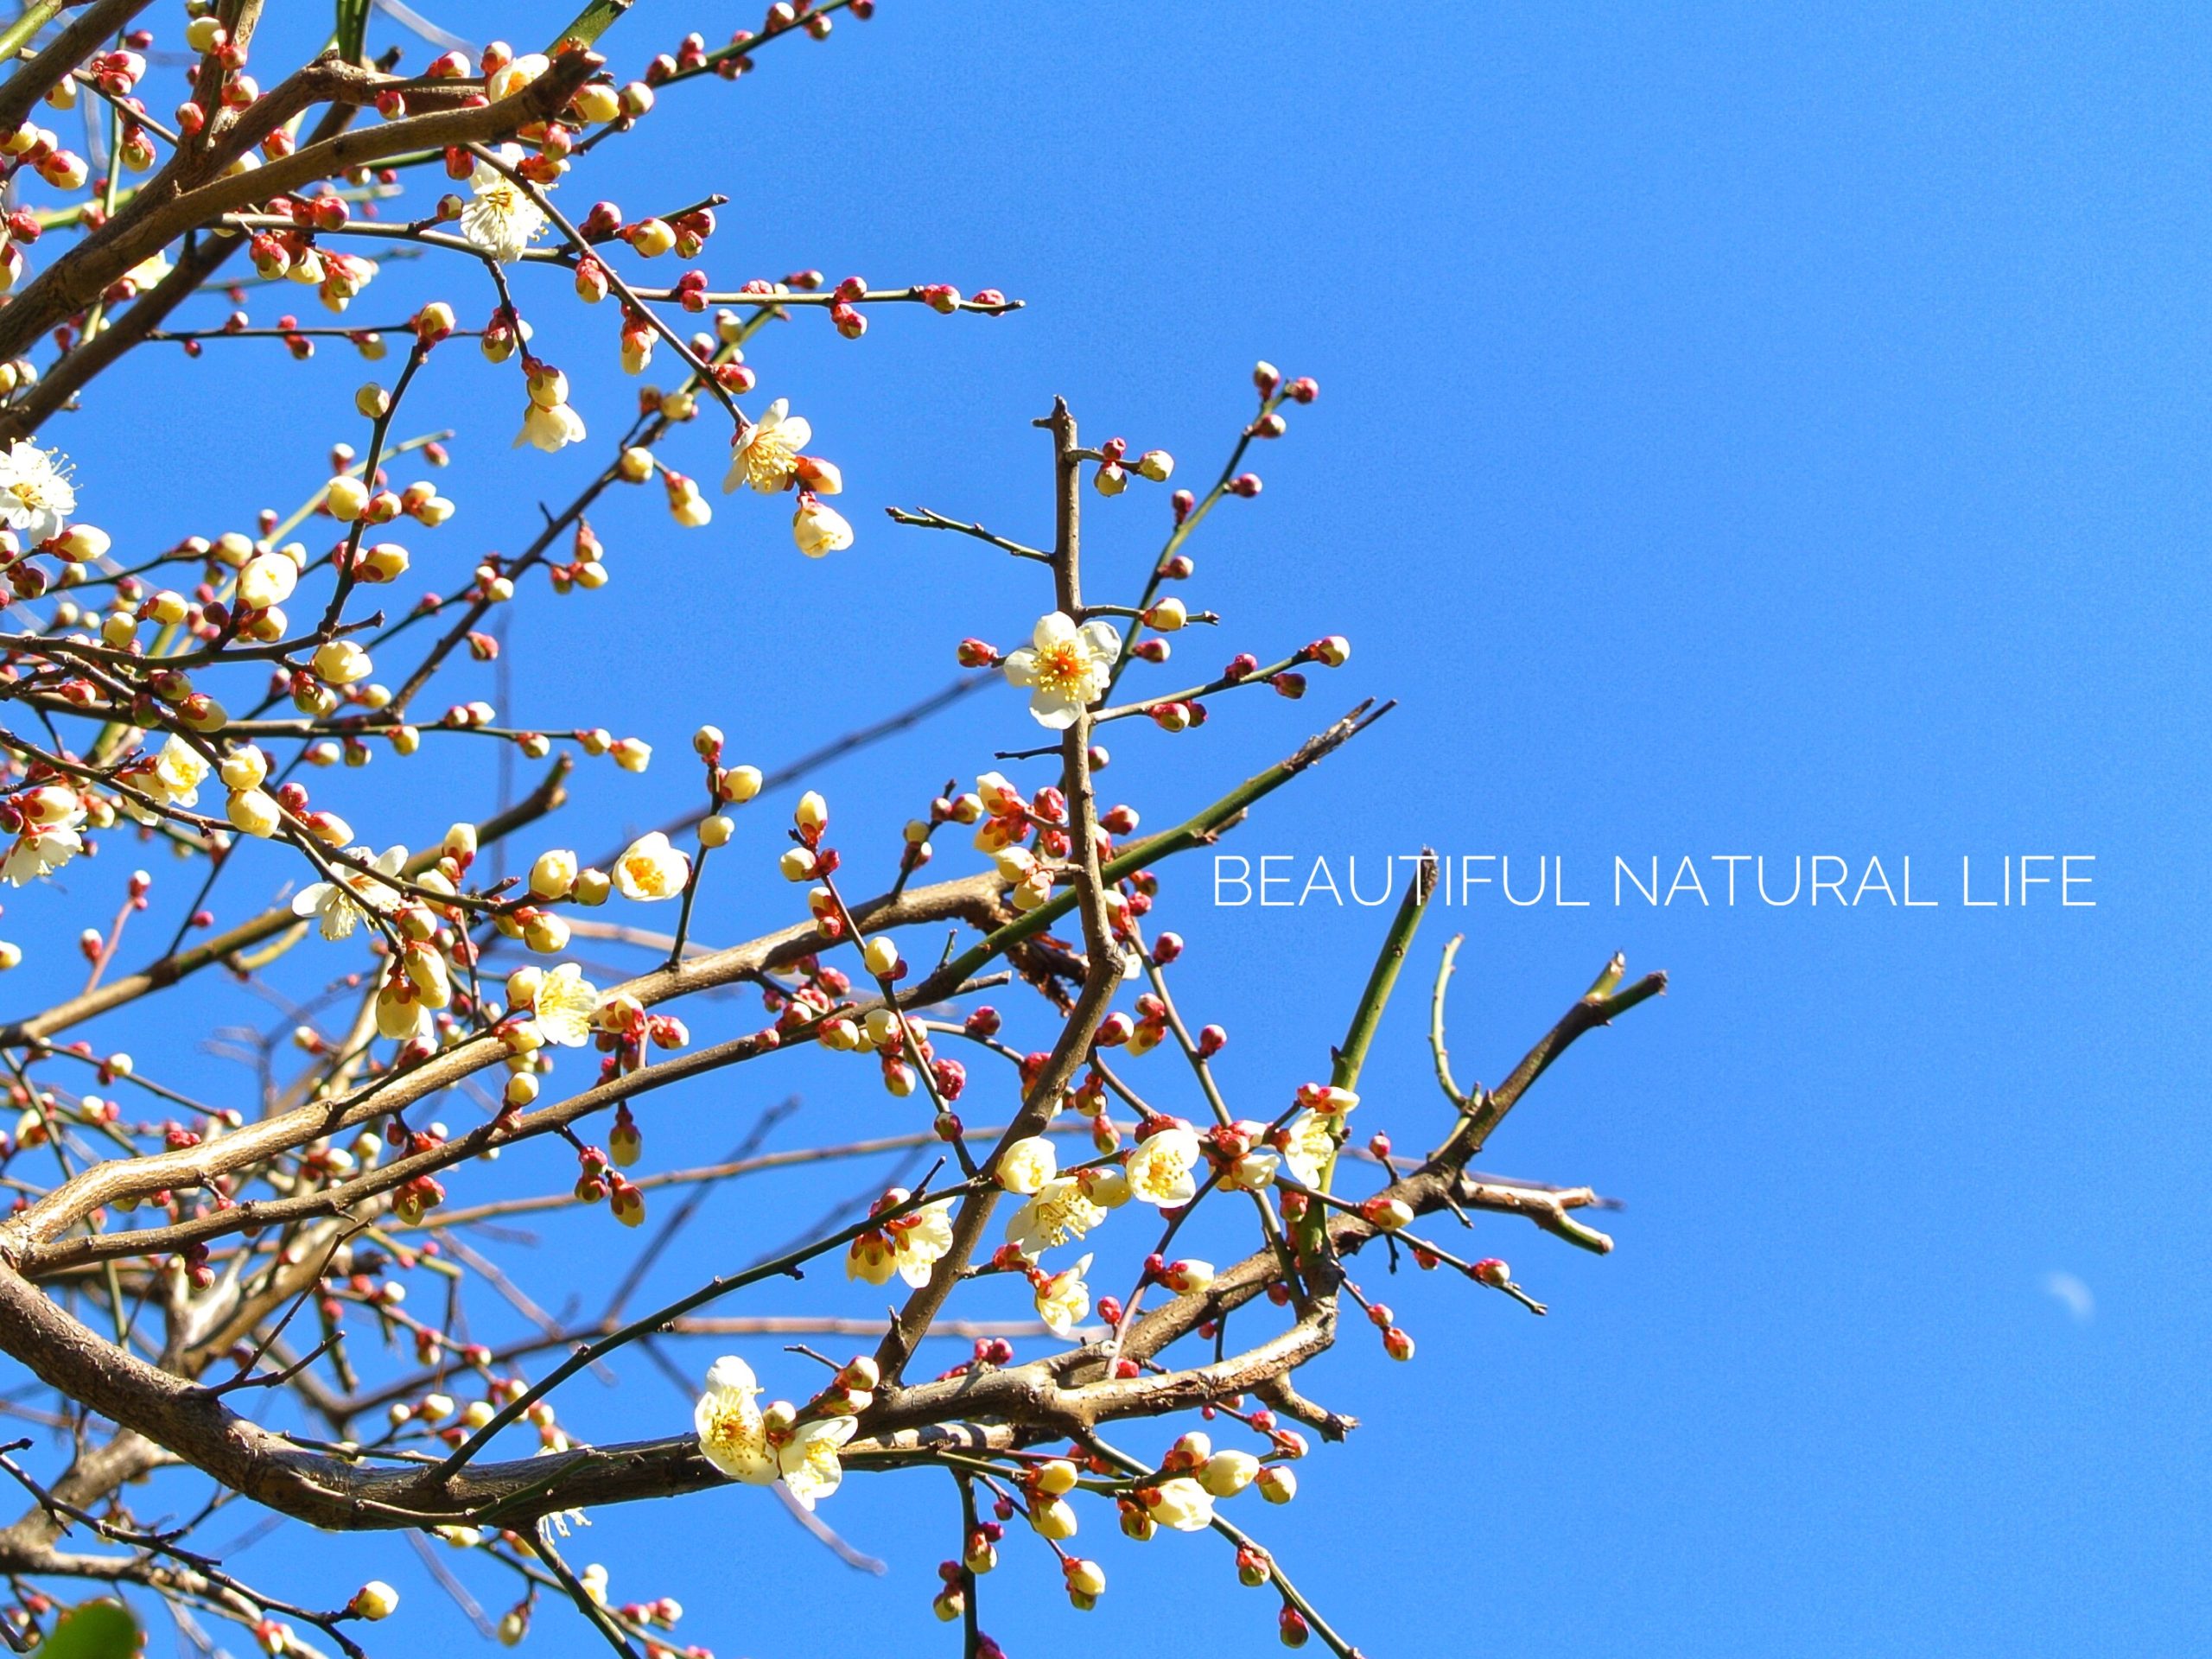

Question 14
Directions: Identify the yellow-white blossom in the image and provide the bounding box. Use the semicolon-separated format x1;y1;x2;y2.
219;746;269;791
668;475;710;525
226;787;282;837
22;787;86;832
458;146;548;264
777;1415;856;1510
533;963;599;1046
1124;1126;1202;1207
1;823;80;885
791;493;853;557
1280;1109;1338;1188
723;398;810;493
291;844;407;940
402;942;451;1008
1299;1084;1360;1118
1198;1449;1261;1498
1141;1476;1215;1532
312;639;372;683
529;848;578;899
1030;1497;1078;1540
1001;611;1121;730
238;550;299;610
1082;1165;1132;1208
1004;1175;1105;1260
1224;1146;1280;1192
485;54;550;102
995;1134;1057;1196
375;986;429;1043
149;734;209;807
613;830;690;900
693;1356;776;1484
326;474;369;520
0;441;75;544
348;1583;400;1621
517;398;587;452
847;1196;956;1287
1034;1252;1092;1338
1036;1459;1079;1497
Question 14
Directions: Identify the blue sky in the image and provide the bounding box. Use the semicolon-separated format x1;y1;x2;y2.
7;3;2208;1655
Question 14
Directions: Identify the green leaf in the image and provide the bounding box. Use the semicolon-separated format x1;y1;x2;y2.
35;1600;140;1659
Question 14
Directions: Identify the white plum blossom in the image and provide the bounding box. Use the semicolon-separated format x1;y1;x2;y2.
1198;1449;1262;1498
2;826;80;886
533;963;600;1046
3;786;85;887
517;397;587;452
613;831;690;900
1004;1175;1105;1260
888;1198;956;1287
1124;1126;1203;1207
149;734;209;808
1141;1476;1217;1532
777;1415;855;1510
847;1196;956;1287
1001;611;1121;730
994;1134;1057;1196
0;441;76;545
458;146;548;263
693;1356;775;1484
1224;1144;1281;1192
312;639;372;683
236;550;298;610
1280;1109;1339;1188
1034;1252;1093;1338
485;54;550;102
791;492;853;557
291;845;406;941
723;399;810;493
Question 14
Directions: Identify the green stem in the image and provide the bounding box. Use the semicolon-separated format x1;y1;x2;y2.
1330;847;1438;1094
1287;848;1435;1254
550;0;632;50
1428;931;1471;1108
0;2;66;63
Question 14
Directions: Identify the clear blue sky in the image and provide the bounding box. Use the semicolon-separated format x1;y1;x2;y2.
11;3;2208;1655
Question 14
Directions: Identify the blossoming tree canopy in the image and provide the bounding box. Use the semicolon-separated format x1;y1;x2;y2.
0;4;1663;1657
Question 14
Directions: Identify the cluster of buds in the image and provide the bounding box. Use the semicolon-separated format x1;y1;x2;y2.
547;518;611;593
1095;993;1172;1057
1090;434;1175;498
247;199;380;313
805;1353;879;1419
1203;1117;1283;1193
818;1003;943;1101
389;1171;447;1225
593;987;689;1083
572;1142;646;1227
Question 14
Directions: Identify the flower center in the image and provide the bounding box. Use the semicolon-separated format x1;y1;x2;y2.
741;432;796;488
703;1408;760;1454
1034;641;1089;696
